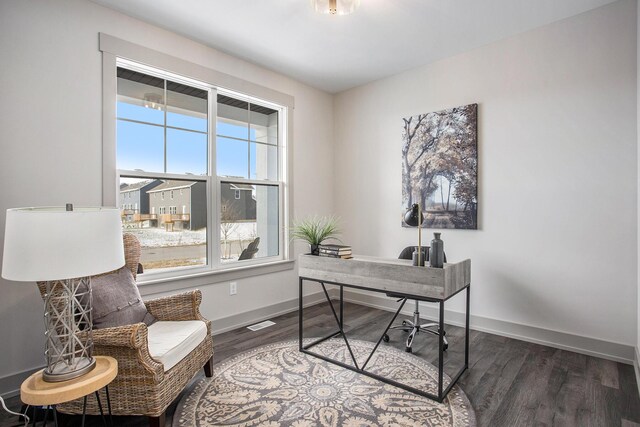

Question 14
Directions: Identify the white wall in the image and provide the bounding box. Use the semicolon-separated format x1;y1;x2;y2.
636;0;640;380
0;0;334;389
334;0;637;357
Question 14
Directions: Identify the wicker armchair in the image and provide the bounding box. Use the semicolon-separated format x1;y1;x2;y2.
37;233;214;427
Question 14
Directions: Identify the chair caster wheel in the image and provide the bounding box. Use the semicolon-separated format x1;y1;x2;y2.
382;334;389;343
402;320;407;326
405;346;412;353
443;343;448;351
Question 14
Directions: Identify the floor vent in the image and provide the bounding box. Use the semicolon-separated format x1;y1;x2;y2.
247;320;276;331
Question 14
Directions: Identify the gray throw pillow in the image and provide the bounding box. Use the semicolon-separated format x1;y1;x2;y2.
91;267;156;329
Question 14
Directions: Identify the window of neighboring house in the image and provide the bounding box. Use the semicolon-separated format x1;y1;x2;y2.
115;62;286;278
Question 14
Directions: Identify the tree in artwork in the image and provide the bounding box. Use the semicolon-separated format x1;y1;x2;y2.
401;104;478;229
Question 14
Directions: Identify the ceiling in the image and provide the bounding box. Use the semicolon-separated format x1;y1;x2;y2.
90;0;618;93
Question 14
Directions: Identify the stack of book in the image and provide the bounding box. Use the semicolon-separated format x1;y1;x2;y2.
318;244;352;259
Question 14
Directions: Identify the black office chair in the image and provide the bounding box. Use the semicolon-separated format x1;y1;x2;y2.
238;237;260;260
383;246;448;353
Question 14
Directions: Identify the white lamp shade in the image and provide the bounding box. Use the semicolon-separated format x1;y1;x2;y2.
2;207;125;281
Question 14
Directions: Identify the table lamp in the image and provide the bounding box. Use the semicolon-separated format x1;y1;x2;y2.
2;205;124;382
404;203;425;266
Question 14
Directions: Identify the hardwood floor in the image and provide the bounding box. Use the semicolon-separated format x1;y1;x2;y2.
1;301;639;426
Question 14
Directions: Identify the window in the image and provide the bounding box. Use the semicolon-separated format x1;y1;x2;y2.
115;62;286;278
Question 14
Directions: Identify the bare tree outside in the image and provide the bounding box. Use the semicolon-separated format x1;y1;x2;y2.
220;202;241;259
402;104;478;229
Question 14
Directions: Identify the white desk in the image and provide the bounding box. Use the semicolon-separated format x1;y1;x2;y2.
298;254;471;402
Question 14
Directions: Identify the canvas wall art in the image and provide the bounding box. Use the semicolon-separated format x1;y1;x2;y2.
402;103;478;229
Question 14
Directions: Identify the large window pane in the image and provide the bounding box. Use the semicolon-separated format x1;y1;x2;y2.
250;106;278;145
120;177;208;273
220;182;279;263
217;137;249;178
167;82;207;132
115;63;284;277
250;142;278;181
117;120;164;172
167;129;207;175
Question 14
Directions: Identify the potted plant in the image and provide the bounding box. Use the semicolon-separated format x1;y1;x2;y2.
291;215;341;255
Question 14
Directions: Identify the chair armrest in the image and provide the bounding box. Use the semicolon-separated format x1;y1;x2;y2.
145;290;211;333
92;323;148;348
91;323;164;382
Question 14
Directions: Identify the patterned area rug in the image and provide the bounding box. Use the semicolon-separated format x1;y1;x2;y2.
174;339;476;426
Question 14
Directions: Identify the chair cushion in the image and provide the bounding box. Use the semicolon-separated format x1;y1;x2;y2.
91;267;156;329
147;320;208;371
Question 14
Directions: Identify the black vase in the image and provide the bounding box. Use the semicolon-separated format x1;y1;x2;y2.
310;244;320;255
429;233;444;268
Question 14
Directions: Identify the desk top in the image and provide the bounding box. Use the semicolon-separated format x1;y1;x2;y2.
299;254;471;300
21;356;117;406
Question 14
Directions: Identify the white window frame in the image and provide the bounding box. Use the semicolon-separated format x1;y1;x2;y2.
100;34;294;285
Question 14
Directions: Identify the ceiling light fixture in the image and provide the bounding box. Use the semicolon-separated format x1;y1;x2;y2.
313;0;360;16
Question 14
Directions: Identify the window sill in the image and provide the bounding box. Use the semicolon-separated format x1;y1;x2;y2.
137;259;296;296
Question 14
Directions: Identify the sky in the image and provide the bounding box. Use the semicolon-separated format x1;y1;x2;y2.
117;101;271;179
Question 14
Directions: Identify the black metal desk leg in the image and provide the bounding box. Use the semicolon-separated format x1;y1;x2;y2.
438;300;445;401
339;286;344;330
465;286;470;367
299;277;303;351
105;386;113;427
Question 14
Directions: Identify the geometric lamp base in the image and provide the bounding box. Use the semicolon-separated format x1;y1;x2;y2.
42;277;96;383
43;356;95;382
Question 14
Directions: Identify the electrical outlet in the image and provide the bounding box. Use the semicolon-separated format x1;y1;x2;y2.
229;282;237;295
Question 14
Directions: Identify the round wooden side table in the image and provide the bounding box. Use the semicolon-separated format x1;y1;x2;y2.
21;356;118;427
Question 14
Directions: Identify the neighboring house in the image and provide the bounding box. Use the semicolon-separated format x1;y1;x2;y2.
221;183;256;221
147;180;207;230
119;179;162;221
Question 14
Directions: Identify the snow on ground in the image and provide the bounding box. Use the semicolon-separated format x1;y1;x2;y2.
124;227;206;248
124;222;256;248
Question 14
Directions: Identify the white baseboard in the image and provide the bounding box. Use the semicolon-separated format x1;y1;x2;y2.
0;366;42;399
339;289;635;365
635;346;640;399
